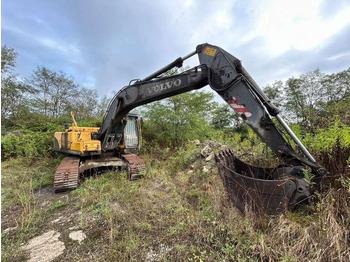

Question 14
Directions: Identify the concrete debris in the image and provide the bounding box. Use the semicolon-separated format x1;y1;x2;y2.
69;230;86;244
22;230;65;262
200;141;228;160
201;144;212;158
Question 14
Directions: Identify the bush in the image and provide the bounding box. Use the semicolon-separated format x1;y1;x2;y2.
1;131;56;159
301;120;350;175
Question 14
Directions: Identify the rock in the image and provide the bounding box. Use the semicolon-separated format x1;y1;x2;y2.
145;244;171;261
22;230;65;262
201;144;213;158
203;166;210;173
209;141;221;147
69;230;86;244
5;131;23;137
51;216;63;224
205;153;214;161
40;201;50;208
187;170;194;175
3;226;17;234
201;183;210;191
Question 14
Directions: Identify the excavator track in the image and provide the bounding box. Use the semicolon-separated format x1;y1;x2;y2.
54;157;80;192
122;154;146;180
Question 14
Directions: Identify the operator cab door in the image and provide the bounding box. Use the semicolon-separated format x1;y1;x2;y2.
124;114;141;149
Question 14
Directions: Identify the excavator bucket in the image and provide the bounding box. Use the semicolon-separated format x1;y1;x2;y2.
215;149;310;215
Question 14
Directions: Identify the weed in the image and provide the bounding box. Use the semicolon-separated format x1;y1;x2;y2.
49;200;66;210
303;168;316;185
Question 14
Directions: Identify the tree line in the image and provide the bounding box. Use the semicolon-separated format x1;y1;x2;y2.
1;45;349;146
1;46;109;130
265;68;349;132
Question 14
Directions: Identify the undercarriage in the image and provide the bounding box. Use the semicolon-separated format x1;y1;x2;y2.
54;154;145;192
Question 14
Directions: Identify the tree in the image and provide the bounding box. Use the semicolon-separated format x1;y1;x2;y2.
211;103;240;129
1;45;16;73
264;80;285;109
322;67;350;103
1;46;33;127
96;95;111;118
142;91;214;147
284;70;325;126
29;66;79;117
264;68;350;130
321;67;350;125
65;87;99;120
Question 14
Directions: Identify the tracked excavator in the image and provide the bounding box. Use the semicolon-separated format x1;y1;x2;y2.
53;43;327;214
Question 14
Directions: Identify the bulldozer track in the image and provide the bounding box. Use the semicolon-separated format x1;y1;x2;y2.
122;154;146;180
54;157;80;192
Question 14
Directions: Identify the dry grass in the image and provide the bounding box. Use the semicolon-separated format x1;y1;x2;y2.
2;145;350;261
70;145;350;261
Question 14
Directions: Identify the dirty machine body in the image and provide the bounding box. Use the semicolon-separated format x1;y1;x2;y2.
54;43;326;214
53;112;145;192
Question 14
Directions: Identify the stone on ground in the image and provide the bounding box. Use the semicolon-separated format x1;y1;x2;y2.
22;230;65;262
69;230;86;244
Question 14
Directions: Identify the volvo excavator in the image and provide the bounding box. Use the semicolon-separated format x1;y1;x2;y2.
53;43;327;214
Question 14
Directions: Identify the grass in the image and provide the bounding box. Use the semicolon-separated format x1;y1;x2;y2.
1;145;350;261
1;157;63;261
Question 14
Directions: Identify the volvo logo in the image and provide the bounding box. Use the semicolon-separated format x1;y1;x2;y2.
147;79;182;94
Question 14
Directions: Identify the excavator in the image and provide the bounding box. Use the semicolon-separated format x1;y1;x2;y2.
53;43;327;215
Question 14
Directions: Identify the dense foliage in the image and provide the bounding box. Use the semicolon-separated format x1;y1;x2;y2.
142;91;215;147
265;68;350;131
2;45;350;168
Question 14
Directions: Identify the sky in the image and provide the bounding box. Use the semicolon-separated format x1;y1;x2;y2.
2;0;350;98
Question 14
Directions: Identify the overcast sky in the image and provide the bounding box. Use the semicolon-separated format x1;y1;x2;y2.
2;0;350;97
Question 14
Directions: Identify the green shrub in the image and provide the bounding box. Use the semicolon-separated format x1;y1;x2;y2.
1;131;56;159
169;143;198;173
295;120;350;175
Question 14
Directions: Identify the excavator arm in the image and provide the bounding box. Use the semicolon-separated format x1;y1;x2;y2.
96;65;208;150
97;44;324;174
96;43;326;214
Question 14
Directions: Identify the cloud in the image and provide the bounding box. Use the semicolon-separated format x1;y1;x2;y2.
2;0;350;97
